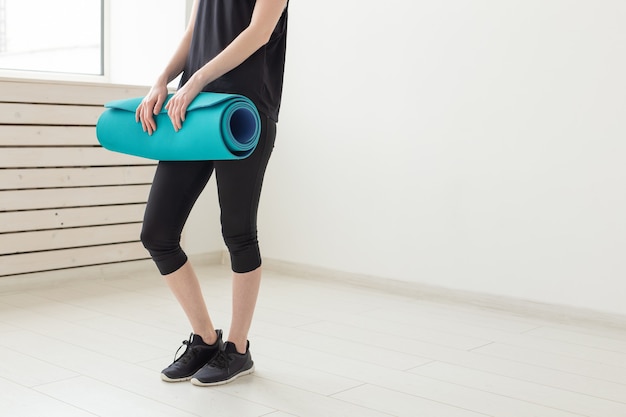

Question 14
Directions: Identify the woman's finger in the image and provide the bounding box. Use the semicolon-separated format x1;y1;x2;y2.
140;105;148;133
143;105;156;135
166;100;174;130
139;104;148;133
168;99;181;131
164;99;174;127
153;95;165;115
165;91;193;132
177;103;188;131
139;100;153;133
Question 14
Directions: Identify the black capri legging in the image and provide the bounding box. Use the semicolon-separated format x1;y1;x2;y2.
140;114;276;275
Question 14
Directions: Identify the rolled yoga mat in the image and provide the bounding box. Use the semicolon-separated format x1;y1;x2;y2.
96;92;261;161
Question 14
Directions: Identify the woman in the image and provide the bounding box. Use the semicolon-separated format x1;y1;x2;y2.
135;0;288;386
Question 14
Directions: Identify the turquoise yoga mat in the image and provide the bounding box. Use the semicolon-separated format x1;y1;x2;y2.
96;92;261;161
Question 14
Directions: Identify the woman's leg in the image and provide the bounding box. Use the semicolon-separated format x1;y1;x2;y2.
214;115;276;353
141;160;217;343
163;261;218;344
229;267;262;353
190;115;275;386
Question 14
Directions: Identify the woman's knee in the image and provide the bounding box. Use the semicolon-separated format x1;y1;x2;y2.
140;223;187;275
223;233;261;273
140;222;166;253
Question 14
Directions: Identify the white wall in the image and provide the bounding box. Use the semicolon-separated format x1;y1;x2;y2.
258;1;626;315
108;0;184;85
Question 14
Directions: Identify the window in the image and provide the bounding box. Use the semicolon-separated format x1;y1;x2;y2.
0;0;103;76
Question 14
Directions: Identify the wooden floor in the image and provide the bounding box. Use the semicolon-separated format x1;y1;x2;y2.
1;262;625;417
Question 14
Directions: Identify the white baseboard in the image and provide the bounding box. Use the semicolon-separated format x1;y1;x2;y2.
261;257;626;332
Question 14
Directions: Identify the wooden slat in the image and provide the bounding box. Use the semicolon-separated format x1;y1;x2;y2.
0;102;103;125
0;204;146;233
0;242;149;277
0;166;156;190
0;79;149;106
0;125;98;146
0;185;152;211
0;147;155;168
2;223;143;255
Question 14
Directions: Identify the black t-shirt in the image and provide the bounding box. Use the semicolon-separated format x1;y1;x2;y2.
179;0;288;122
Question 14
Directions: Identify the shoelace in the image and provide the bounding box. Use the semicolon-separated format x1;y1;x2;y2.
209;349;230;369
172;334;197;365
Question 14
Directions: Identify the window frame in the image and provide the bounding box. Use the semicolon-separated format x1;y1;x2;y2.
0;0;110;83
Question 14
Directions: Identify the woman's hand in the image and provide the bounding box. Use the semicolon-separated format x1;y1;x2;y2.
135;83;169;135
165;75;203;132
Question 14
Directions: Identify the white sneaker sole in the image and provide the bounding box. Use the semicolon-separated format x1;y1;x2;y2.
161;373;193;383
190;365;255;387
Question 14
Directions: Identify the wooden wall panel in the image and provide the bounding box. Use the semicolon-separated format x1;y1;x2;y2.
0;78;155;278
0;185;152;211
0;148;154;168
0;242;149;277
0;204;146;234
2;223;143;255
0;79;148;105
0;166;155;190
0;102;103;125
0;126;97;146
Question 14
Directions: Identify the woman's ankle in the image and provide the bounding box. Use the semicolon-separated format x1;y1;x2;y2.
197;329;219;345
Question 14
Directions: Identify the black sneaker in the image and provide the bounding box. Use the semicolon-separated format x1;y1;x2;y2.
190;341;255;386
161;330;223;382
